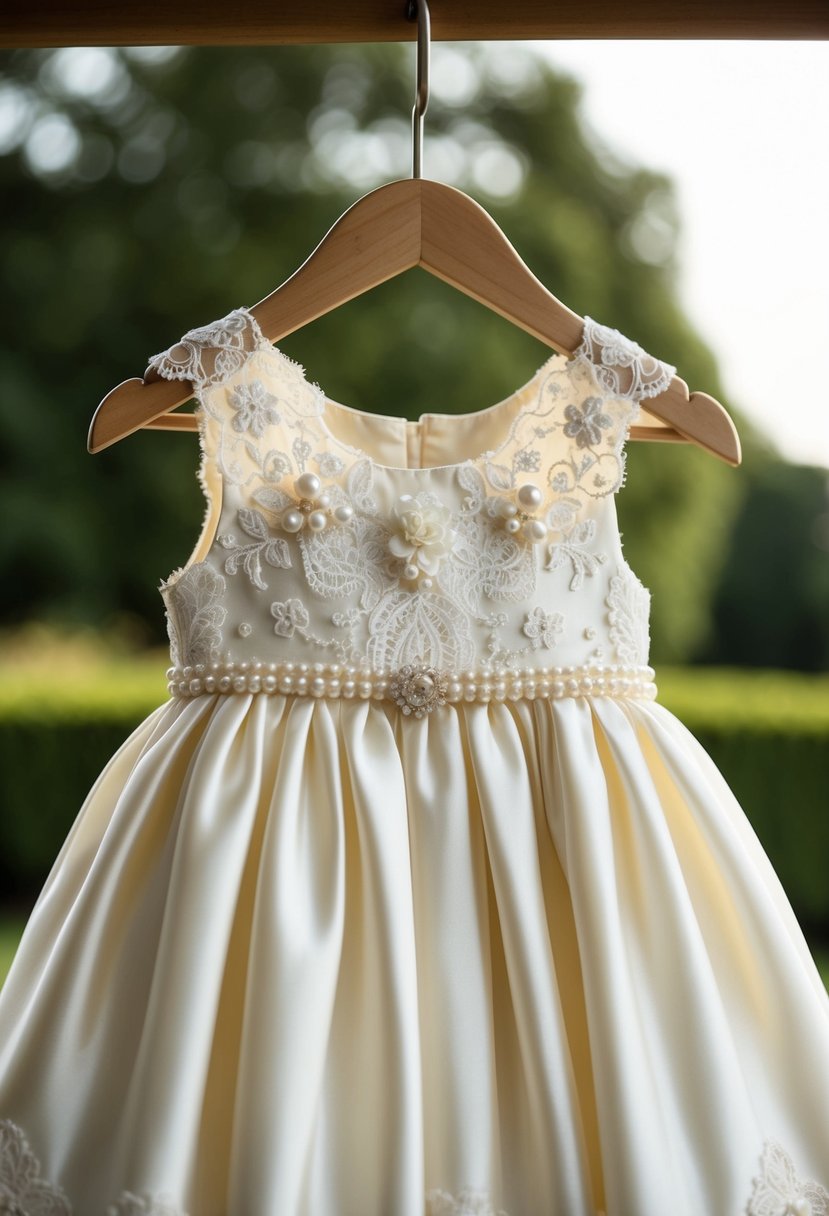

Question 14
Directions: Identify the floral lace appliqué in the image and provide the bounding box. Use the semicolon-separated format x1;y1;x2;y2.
162;563;227;667
106;1195;186;1216
745;1139;829;1216
227;380;281;437
271;597;310;638
366;587;476;672
606;562;651;666
545;499;608;591
441;510;535;614
522;606;564;649
298;513;393;615
426;1188;510;1216
0;1118;71;1216
563;396;613;448
218;509;292;590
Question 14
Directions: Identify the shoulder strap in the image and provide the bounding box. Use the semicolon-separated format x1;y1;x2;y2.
147;306;328;495
146;306;271;386
574;316;675;403
478;317;675;505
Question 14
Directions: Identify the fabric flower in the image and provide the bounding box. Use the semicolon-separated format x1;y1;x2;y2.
563;397;613;449
522;606;564;650
270;598;309;637
227;380;281;437
388;494;457;577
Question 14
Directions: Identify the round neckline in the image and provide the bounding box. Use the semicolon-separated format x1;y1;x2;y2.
308;349;568;475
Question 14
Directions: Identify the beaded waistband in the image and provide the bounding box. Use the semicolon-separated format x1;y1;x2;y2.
167;660;658;715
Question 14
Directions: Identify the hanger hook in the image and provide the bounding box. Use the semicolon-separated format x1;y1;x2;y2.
406;0;430;178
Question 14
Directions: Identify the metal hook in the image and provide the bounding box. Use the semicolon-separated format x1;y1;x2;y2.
406;0;430;178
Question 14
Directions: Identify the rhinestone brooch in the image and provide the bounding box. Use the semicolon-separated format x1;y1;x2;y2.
388;662;449;717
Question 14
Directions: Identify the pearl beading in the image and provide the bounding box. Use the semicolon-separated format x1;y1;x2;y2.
166;660;658;706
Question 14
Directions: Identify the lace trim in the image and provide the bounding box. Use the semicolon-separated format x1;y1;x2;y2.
0;1121;184;1216
0;1120;515;1216
147;308;675;407
574;317;676;402
145;307;271;388
745;1139;829;1215
146;306;668;493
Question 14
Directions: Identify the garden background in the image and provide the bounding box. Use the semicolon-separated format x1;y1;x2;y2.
0;41;827;986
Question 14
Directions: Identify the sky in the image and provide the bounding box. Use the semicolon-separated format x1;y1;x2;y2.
532;41;829;470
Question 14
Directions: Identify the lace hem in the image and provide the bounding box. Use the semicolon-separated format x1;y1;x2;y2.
146;308;675;408
0;1119;182;1216
0;1118;71;1215
3;1119;827;1216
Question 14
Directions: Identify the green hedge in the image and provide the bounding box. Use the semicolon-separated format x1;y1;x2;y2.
1;661;828;936
655;668;829;938
0;655;168;899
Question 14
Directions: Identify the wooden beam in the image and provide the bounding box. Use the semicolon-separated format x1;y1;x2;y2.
2;0;828;47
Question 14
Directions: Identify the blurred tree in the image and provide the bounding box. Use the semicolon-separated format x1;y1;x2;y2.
694;455;829;671
0;43;763;661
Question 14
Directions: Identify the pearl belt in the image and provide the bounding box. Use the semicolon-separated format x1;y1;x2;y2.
167;660;658;715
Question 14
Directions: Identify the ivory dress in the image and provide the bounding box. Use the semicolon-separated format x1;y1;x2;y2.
1;309;828;1216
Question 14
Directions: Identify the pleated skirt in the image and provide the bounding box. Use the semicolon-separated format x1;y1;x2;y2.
1;692;828;1215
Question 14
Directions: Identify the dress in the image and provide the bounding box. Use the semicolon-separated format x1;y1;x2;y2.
1;309;828;1216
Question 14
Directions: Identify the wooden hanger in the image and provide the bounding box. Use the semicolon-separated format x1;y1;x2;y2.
88;4;741;467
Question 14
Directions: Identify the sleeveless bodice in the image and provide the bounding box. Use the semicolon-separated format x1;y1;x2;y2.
149;309;675;712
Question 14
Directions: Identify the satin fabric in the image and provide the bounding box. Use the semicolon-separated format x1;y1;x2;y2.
1;692;828;1214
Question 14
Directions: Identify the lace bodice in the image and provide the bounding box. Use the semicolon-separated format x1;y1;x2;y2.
149;308;674;709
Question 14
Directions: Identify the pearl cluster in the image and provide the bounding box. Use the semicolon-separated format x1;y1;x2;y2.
495;483;549;544
279;472;354;535
167;660;658;705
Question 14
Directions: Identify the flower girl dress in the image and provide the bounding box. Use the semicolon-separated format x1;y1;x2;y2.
1;310;828;1216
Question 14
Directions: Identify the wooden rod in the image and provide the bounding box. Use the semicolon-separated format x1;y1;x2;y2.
2;0;828;47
